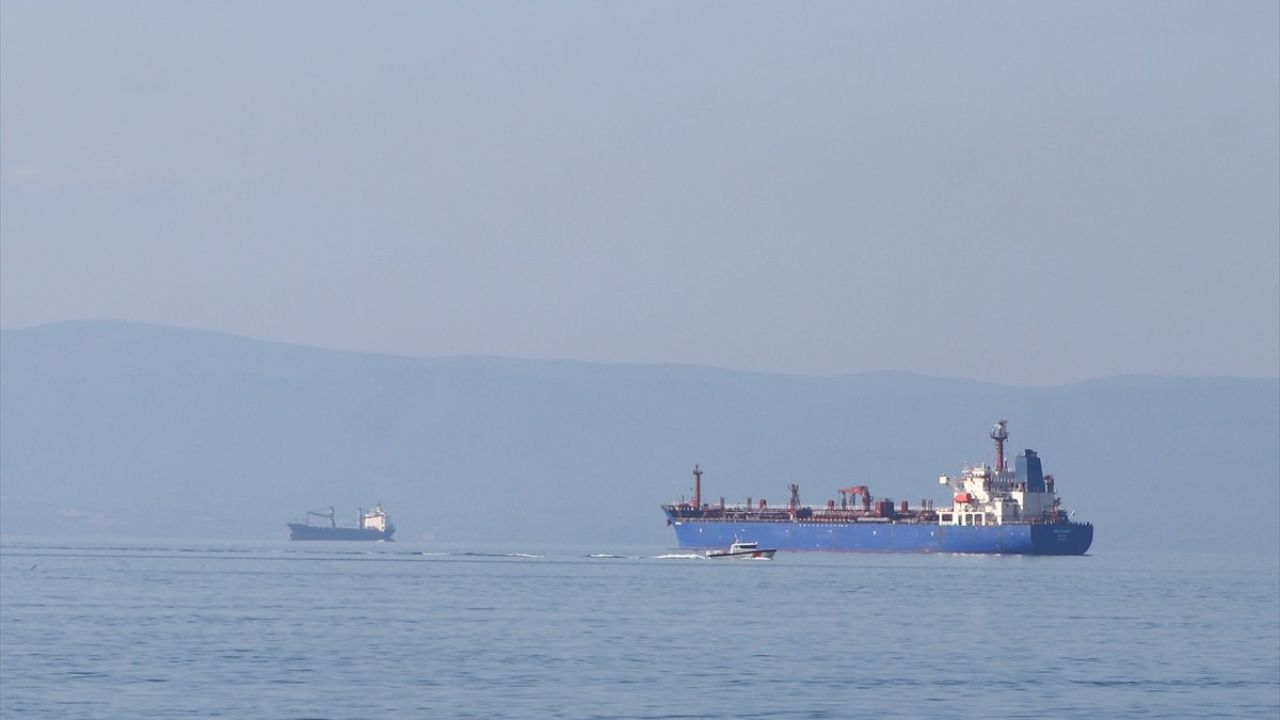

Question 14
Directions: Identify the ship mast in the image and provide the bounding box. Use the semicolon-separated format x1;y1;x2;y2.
990;419;1008;473
692;465;702;509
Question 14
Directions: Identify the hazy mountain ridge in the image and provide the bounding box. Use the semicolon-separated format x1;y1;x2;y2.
2;320;1277;552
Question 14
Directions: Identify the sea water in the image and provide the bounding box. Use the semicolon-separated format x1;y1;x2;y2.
1;539;1277;719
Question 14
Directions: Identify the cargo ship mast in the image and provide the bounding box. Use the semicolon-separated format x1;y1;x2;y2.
692;464;702;510
990;419;1008;473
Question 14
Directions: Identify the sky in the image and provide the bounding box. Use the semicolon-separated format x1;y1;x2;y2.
1;1;1277;385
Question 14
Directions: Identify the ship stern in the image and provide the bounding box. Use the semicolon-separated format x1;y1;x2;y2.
1029;522;1093;555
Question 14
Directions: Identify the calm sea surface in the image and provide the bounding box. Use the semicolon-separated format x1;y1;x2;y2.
1;539;1277;719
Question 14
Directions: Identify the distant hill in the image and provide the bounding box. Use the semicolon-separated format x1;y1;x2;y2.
2;320;1277;552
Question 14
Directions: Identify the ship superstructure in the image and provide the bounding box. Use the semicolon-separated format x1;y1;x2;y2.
936;420;1069;528
661;420;1093;555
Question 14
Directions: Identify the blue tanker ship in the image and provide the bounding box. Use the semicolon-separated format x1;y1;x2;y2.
662;420;1093;555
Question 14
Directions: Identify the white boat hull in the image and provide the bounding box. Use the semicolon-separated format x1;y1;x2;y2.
705;547;776;560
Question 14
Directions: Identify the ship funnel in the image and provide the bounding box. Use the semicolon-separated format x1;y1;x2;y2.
1016;450;1044;493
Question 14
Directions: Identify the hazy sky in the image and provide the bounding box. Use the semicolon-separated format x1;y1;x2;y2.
2;2;1277;385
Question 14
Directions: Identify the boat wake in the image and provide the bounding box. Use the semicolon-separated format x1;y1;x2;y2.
415;551;544;559
651;553;706;560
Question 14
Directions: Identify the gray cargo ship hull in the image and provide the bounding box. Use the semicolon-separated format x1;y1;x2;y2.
287;523;395;541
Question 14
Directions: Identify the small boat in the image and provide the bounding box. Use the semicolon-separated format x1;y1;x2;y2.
705;540;776;560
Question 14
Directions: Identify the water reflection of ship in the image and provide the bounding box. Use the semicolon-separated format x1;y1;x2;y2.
287;504;395;541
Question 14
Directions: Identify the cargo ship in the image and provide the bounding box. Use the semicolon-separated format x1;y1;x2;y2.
662;420;1093;555
287;504;395;541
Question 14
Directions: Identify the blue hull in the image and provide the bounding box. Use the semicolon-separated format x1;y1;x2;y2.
666;517;1092;555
